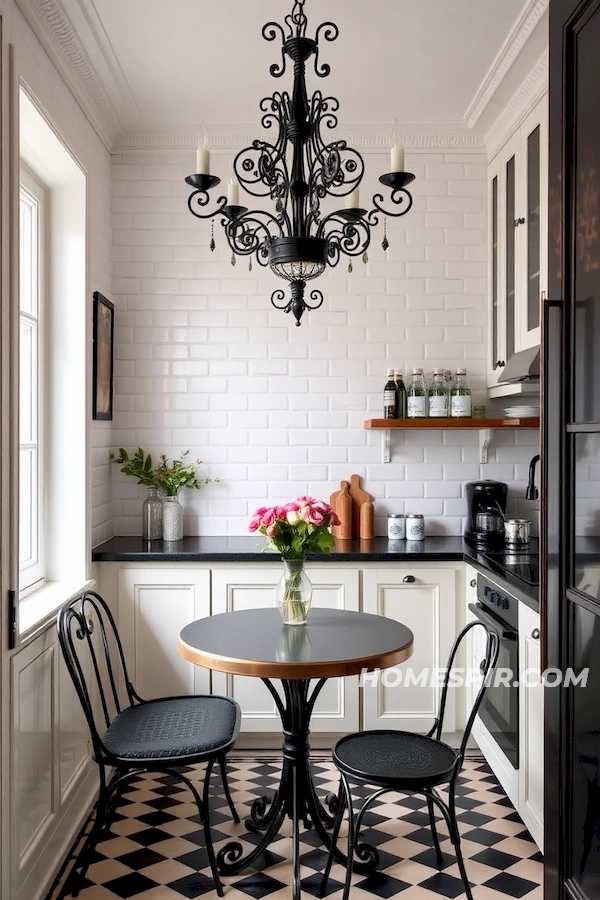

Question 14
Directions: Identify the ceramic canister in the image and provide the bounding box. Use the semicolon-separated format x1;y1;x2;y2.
387;514;406;540
405;513;425;541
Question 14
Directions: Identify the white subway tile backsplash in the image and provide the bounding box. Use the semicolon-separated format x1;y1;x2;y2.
105;148;541;537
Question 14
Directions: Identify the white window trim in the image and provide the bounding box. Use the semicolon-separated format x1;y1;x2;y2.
19;167;47;596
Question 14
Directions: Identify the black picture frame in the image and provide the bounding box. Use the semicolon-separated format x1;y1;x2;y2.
92;291;114;421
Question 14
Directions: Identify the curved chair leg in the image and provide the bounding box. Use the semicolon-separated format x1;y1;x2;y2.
170;763;225;897
68;767;113;896
448;794;473;900
219;755;240;823
427;795;444;866
340;774;355;900
319;782;345;897
201;759;225;898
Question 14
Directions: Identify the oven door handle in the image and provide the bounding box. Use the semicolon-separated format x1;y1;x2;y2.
468;603;517;641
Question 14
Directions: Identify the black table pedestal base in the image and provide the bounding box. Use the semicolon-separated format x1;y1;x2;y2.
216;677;377;899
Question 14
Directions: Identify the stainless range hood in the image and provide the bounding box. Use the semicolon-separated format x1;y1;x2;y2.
488;347;540;398
498;347;540;383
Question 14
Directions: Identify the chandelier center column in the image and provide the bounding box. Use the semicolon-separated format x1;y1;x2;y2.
284;38;315;237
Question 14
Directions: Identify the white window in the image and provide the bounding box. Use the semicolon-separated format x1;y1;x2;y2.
19;170;46;594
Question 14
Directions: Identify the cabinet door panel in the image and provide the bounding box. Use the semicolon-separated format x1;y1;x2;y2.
119;568;210;700
211;567;359;733
518;603;544;850
363;568;456;733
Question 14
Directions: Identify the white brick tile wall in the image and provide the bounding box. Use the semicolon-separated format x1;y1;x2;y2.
109;150;540;538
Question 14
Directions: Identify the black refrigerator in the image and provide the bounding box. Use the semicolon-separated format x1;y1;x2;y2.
545;1;600;898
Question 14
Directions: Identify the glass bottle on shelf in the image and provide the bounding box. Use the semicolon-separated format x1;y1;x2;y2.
383;368;397;418
428;369;449;418
450;368;472;418
394;370;406;419
407;368;427;418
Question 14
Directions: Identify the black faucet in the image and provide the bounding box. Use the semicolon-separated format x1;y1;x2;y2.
526;454;540;500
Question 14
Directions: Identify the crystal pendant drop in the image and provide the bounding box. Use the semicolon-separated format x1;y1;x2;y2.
210;221;215;252
362;252;369;264
348;260;353;273
382;216;389;252
249;258;253;272
231;253;237;266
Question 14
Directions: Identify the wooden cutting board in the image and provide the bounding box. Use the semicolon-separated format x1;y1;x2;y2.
349;474;370;538
329;484;342;539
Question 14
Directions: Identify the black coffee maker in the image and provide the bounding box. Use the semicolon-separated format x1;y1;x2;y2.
464;480;508;547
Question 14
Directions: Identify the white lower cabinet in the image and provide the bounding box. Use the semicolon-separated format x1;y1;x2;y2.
118;567;211;699
211;565;360;733
518;603;544;851
362;567;457;734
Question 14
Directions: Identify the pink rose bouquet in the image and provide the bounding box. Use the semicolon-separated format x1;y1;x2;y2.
249;496;340;559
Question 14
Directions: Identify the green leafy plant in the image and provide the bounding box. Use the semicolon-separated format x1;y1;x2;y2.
154;451;217;497
110;448;156;486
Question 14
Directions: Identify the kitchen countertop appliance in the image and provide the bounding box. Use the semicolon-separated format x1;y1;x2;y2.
464;480;509;548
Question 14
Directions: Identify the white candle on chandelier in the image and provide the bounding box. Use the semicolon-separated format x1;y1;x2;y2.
228;178;240;206
345;187;360;209
196;122;210;174
391;145;405;173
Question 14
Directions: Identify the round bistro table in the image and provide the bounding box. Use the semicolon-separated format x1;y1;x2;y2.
179;607;413;899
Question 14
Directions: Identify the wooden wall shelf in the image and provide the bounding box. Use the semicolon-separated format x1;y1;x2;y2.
365;418;540;429
363;418;540;462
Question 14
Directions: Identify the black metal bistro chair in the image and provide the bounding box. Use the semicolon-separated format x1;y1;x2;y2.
57;590;241;897
320;620;499;900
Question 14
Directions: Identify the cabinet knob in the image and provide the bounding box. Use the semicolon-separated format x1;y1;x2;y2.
531;628;540;640
403;575;416;583
494;359;506;370
514;216;526;226
470;579;476;588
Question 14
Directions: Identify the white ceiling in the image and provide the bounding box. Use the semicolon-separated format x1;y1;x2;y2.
57;0;534;139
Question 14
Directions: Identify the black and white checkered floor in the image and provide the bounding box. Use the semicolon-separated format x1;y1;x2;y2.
48;756;543;900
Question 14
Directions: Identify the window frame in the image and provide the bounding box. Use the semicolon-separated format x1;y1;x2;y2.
18;166;47;597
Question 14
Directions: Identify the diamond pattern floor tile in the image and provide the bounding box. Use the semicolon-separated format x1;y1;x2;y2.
46;757;542;900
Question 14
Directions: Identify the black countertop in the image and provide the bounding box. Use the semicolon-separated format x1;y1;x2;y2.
92;535;540;607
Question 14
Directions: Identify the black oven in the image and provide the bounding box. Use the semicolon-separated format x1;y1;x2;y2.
469;573;519;769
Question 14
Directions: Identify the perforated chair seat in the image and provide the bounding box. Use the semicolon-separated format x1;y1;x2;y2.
333;730;458;789
101;696;239;762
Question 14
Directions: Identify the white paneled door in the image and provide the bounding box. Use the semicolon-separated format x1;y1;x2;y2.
363;567;457;733
118;567;211;699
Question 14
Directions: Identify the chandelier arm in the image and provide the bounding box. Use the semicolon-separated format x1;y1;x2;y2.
313;22;339;77
316;212;371;265
371;188;414;218
262;21;288;77
225;209;284;258
187;190;228;220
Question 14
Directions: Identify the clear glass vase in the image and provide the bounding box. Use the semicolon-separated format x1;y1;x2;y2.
276;559;312;625
142;486;163;540
162;494;184;541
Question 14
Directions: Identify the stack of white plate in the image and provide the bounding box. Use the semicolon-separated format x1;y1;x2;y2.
503;405;540;418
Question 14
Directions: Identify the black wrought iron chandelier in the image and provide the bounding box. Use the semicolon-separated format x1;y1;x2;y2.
185;0;415;326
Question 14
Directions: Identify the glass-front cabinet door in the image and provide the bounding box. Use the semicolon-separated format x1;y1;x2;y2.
487;131;520;387
518;99;548;350
487;95;548;386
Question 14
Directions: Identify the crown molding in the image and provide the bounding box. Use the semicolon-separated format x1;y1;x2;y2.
465;0;549;129
14;0;120;149
485;51;548;158
114;129;486;154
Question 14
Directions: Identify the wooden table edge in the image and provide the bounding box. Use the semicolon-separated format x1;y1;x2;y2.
177;634;414;680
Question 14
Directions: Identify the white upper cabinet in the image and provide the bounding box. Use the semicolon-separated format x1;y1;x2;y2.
487;94;548;387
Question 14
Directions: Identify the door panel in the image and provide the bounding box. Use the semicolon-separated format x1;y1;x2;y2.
363;568;456;733
118;568;211;699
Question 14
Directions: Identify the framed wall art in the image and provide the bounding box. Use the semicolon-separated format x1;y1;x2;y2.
92;291;114;420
